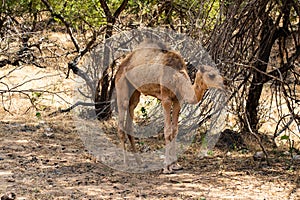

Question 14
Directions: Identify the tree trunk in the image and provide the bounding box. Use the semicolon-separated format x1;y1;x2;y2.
94;24;114;120
95;0;128;120
245;12;275;131
245;1;291;132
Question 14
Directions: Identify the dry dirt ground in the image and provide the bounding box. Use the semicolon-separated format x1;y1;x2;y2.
0;114;299;200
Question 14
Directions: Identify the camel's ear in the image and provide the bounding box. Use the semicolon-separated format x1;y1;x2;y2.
179;69;189;78
179;69;185;74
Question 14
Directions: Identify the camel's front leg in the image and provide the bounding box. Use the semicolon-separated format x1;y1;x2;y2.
168;99;183;171
162;98;176;173
117;106;129;166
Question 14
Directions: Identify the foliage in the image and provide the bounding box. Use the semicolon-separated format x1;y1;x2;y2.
1;0;41;15
1;0;225;33
48;0;106;30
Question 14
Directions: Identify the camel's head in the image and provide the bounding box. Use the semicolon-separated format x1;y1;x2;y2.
197;65;224;90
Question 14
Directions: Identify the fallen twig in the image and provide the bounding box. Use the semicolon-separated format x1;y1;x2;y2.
244;113;270;165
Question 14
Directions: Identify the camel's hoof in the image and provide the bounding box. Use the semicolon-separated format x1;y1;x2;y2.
162;167;174;174
162;163;183;174
170;163;183;171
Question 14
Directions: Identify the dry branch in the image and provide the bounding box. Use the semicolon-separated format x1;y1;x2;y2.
41;0;101;94
41;0;80;52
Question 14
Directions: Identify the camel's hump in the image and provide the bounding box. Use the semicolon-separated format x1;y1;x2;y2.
126;41;186;71
135;39;170;51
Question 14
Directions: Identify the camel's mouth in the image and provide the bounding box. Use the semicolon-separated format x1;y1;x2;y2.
203;74;225;90
215;84;226;90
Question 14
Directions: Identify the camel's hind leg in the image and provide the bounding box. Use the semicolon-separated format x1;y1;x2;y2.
116;77;130;166
116;77;142;166
127;90;142;165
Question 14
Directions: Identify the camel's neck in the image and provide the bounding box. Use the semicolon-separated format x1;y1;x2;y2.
173;70;208;105
192;83;208;104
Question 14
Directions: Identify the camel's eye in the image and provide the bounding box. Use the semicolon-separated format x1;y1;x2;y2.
208;73;216;80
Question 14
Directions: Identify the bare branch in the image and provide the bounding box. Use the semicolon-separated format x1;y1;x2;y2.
262;44;300;83
244;113;270;165
41;0;81;52
48;100;114;117
114;0;128;19
48;101;95;117
99;0;113;21
66;58;95;93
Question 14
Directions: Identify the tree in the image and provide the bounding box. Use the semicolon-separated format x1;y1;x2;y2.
208;0;299;135
94;0;128;120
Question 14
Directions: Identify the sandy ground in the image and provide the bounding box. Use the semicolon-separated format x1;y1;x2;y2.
0;115;299;200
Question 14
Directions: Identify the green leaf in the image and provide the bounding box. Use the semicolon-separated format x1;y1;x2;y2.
33;92;42;98
36;112;41;119
207;150;214;156
280;135;289;140
141;107;146;113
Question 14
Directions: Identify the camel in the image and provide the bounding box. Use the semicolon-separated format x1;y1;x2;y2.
115;40;224;173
